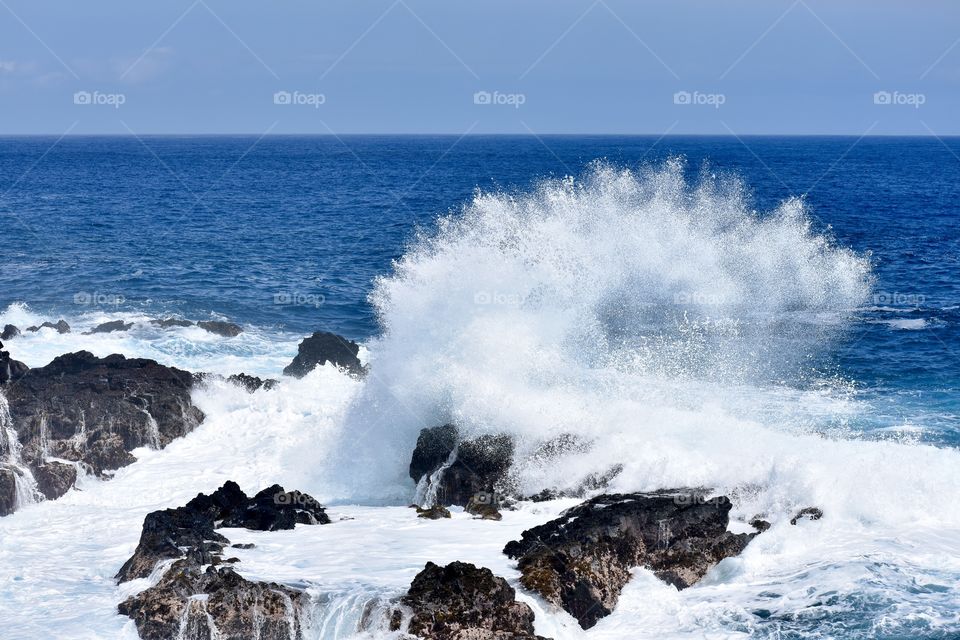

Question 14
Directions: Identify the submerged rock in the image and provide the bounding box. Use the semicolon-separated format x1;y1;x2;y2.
282;331;362;378
410;424;514;507
86;320;133;334
0;325;19;340
503;491;756;629
150;318;194;328
393;561;548;640
416;505;452;520
790;506;823;525
198;320;243;337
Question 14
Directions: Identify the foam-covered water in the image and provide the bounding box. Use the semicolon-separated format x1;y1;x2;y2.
1;150;959;639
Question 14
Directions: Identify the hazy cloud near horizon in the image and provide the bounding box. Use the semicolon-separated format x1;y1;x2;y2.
0;0;957;135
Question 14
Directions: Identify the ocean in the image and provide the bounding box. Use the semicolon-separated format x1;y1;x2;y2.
1;135;959;638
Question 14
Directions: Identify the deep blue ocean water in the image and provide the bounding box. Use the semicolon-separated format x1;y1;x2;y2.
2;135;958;444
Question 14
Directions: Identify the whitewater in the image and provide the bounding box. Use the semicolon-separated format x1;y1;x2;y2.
1;160;959;639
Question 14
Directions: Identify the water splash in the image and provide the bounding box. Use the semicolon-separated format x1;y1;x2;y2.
0;393;43;510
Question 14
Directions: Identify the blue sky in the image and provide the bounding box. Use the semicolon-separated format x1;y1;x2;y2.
0;0;957;135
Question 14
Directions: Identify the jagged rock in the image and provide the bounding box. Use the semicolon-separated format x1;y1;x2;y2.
86;320;133;334
226;373;277;392
198;320;243;337
1;325;19;340
466;494;503;521
790;507;823;525
394;561;548;640
118;561;305;640
150;318;194;328
503;491;756;629
750;517;772;532
416;505;452;520
410;424;514;507
282;331;362;378
26;319;70;334
117;481;329;582
0;341;29;384
1;351;203;516
31;461;78;501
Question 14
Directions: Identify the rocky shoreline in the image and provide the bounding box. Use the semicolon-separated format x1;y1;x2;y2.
1;326;821;639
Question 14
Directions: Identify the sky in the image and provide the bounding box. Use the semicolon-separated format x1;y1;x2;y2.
0;0;958;135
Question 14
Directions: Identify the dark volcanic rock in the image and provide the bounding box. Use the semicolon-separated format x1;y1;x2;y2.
410;424;514;507
282;331;362;378
150;318;194;328
119;562;305;640
198;320;243;337
86;320;133;334
790;506;823;525
0;469;18;517
1;325;19;340
117;481;329;582
503;491;755;629
226;373;278;392
1;351;203;515
117;481;327;639
0;341;29;384
31;461;78;501
466;494;503;521
395;561;547;640
416;505;452;520
26;319;70;334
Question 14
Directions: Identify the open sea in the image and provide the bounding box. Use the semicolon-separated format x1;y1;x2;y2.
1;135;959;639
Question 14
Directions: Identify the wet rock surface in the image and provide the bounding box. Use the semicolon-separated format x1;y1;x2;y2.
394;561;549;640
197;320;243;337
0;341;29;384
282;331;362;378
790;506;823;525
410;424;514;507
86;320;133;334
150;318;194;328
1;351;203;515
503;491;756;629
226;373;278;392
0;325;19;340
117;481;330;639
26;319;70;334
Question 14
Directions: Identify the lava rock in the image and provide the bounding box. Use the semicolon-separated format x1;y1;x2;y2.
117;481;329;582
86;320;133;334
282;331;362;378
0;325;19;340
749;517;772;532
503;491;756;629
790;507;823;525
198;320;243;337
465;494;503;520
394;561;548;640
1;351;203;515
26;319;70;334
119;561;305;640
416;505;452;520
410;424;515;507
31;461;78;501
226;373;278;392
0;469;18;517
150;318;194;328
0;342;29;385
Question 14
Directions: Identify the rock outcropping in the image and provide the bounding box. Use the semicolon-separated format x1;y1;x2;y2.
0;351;203;515
117;481;330;640
410;424;514;507
282;331;362;378
503;491;755;629
392;561;548;640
